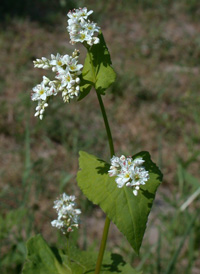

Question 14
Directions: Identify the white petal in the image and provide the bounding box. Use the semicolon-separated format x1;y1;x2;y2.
40;93;47;100
116;177;126;188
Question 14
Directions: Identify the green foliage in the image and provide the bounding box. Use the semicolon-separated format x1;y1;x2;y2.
185;0;200;16
78;78;93;101
164;213;197;274
23;235;141;273
0;208;27;240
0;209;28;272
22;235;70;274
77;151;163;254
79;32;116;100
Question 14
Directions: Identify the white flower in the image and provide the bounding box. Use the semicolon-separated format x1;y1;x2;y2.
108;155;149;196
116;171;131;188
133;158;145;166
108;166;118;177
60;72;73;88
67;7;100;46
78;7;93;19
110;155;121;167
68;7;93;21
51;219;64;230
51;193;81;234
48;80;58;96
68;59;83;72
32;79;50;101
86;21;99;35
32;49;83;119
73;30;92;44
50;53;65;71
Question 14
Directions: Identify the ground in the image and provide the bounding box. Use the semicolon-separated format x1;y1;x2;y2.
0;1;200;273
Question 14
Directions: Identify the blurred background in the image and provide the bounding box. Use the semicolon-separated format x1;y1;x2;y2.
0;0;200;273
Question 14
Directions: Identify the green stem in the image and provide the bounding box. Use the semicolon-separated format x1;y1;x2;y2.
94;216;111;274
86;46;115;157
96;92;115;157
86;46;115;273
94;92;115;274
66;235;72;269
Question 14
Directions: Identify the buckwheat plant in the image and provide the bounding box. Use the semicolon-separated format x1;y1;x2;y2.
23;7;163;274
51;193;81;235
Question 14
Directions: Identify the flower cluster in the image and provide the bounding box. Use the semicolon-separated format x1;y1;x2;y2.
67;7;100;46
51;193;81;234
108;155;149;196
32;49;83;119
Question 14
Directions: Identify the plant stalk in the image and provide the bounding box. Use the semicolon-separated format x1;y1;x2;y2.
95;91;115;274
86;46;115;273
94;216;111;274
66;235;72;269
94;92;115;274
96;92;115;157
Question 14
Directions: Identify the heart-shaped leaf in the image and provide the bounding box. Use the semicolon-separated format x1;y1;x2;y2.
77;151;163;254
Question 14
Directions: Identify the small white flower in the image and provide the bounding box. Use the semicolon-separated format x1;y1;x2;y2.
32;49;83;119
51;193;81;234
133;158;145;166
108;166;118;177
68;59;83;72
86;21;99;35
32;81;49;101
110;155;121;168
115;172;130;188
67;7;100;46
48;80;58;96
42;76;50;85
60;72;72;88
50;53;65;71
108;155;149;196
78;7;93;19
51;219;65;229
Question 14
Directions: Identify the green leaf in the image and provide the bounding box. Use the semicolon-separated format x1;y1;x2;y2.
79;32;116;100
22;235;71;274
77;151;163;254
61;247;141;274
22;235;141;274
78;75;93;101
